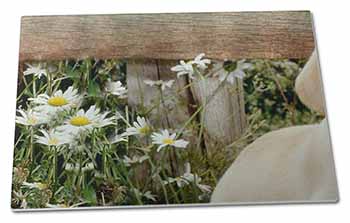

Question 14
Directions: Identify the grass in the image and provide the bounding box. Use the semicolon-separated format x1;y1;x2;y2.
11;58;321;209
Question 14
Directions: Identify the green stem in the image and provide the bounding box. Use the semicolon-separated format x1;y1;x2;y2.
52;146;57;190
146;155;169;204
159;150;181;203
197;96;206;155
192;180;199;203
32;76;37;97
125;106;129;152
76;135;85;191
159;86;171;127
144;68;220;116
176;103;204;138
117;158;144;205
78;151;83;190
47;72;53;95
27;127;34;163
16;78;35;101
103;145;107;177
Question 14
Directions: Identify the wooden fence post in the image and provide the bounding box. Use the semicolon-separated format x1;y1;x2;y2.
191;77;246;146
127;59;246;147
127;59;191;130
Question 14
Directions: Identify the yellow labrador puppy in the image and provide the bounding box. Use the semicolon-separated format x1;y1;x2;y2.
211;51;338;203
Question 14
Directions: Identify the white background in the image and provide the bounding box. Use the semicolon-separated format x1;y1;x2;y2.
0;0;349;222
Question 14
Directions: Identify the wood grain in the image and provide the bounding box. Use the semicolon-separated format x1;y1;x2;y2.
127;59;246;146
192;78;246;145
19;11;315;62
127;59;191;129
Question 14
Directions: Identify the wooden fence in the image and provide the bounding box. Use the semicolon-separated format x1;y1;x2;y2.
18;11;315;146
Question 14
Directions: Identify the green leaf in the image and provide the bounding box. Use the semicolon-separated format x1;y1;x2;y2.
88;81;101;97
66;69;80;80
82;186;97;206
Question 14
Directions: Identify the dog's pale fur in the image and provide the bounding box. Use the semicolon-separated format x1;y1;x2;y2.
211;50;338;203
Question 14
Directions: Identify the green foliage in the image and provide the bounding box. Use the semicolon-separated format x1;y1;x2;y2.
12;57;321;209
244;59;322;137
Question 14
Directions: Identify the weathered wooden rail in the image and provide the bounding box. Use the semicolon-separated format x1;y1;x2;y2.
19;11;314;61
18;11;315;147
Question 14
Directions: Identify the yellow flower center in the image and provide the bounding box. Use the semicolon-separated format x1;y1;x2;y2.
28;117;38;125
139;126;150;134
48;138;59;145
70;116;90;126
47;96;68;107
162;138;174;145
36;183;47;190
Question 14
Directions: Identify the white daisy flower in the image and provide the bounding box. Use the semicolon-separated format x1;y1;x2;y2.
22;182;47;190
65;163;75;172
184;163;211;193
21;199;28;209
35;129;72;147
82;162;94;172
12;191;27;208
163;162;194;187
46;202;86;208
94;110;116;128
110;133;128;144
143;191;157;201
123;155;149;166
151;129;189;152
105;79;128;98
29;86;82;115
214;60;251;85
133;189;157;202
186;163;212;193
182;162;196;183
191;53;211;70
57;105;115;135
271;60;298;69
163;176;187;188
144;79;175;91
164;163;211;193
23;63;47;79
115;110;124;120
171;60;195;79
94;172;104;179
125;116;151;136
15;108;48;126
45;203;68;208
196;179;212;193
65;163;81;173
